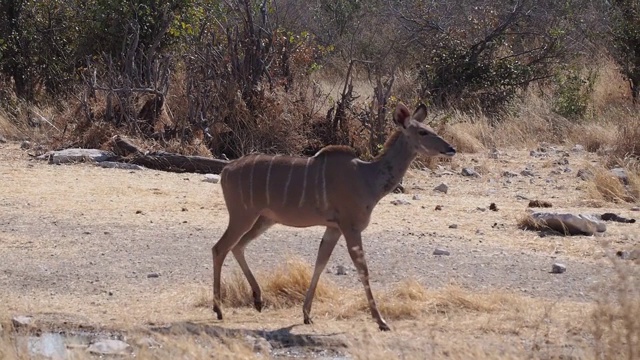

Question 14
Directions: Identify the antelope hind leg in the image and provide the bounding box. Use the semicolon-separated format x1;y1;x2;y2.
212;214;259;320
232;216;275;312
303;227;342;325
342;228;390;331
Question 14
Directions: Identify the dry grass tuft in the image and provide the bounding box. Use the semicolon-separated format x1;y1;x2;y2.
263;258;338;308
569;123;617;153
196;258;339;310
441;123;486;153
592;254;640;360
517;213;548;231
611;117;640;161
338;281;506;321
587;167;634;203
0;110;22;140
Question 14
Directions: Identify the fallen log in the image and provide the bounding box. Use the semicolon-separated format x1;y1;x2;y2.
128;151;229;174
109;135;230;174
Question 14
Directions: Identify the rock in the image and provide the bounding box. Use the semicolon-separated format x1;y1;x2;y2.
502;171;519;177
0;135;6;143
577;169;594;181
448;224;458;229
433;248;450;256
528;200;553;208
632;206;640;212
551;263;566;274
336;265;347;275
20;141;32;150
461;167;479;177
203;174;221;184
412;194;421;201
434;205;443;211
571;144;585;152
489;203;498;211
147;273;160;278
390;199;411;206
245;335;272;354
520;169;535;177
610;167;629;185
19;333;68;360
12;315;33;328
529;150;546;157
528;212;607;236
37;148;117;164
98;161;144;170
476;207;487;212
616;250;631;260
87;339;130;355
433;183;449;194
554;158;569;166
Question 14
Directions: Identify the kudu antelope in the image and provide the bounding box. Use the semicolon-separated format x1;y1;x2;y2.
212;103;456;331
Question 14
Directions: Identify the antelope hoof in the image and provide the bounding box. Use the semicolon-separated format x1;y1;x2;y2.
303;316;313;325
378;322;391;331
213;305;223;320
254;299;263;312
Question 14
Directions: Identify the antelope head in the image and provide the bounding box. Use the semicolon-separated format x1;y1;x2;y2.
393;103;456;157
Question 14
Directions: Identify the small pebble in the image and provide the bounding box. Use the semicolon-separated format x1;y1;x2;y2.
631;206;640;212
449;224;458;229
147;273;160;278
551;263;566;274
489;203;498;211
434;205;443;211
336;265;347;275
461;167;479;177
433;183;449;194
433;248;450;256
412;194;421;201
203;174;221;184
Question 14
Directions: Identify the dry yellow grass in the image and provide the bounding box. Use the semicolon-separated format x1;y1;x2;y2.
569;123;618;153
591;253;640;360
587;167;636;203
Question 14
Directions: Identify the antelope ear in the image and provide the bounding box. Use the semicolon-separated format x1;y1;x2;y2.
393;103;412;128
413;103;428;123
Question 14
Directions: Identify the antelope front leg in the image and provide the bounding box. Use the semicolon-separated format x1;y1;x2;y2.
303;226;342;325
232;216;275;312
212;215;258;320
342;228;390;331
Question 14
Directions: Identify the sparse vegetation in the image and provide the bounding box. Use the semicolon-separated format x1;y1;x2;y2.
3;1;640;359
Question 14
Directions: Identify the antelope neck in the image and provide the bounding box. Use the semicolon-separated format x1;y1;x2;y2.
363;131;417;201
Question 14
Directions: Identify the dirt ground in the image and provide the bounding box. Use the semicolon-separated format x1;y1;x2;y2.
1;140;638;359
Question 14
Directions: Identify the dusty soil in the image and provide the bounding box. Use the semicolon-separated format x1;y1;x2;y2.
1;141;638;358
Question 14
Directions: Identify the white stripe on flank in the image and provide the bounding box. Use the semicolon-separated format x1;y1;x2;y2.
238;163;247;209
248;155;259;208
321;156;328;208
298;158;312;207
282;161;295;206
265;155;277;205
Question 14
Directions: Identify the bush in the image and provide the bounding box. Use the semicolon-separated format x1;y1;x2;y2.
552;68;596;120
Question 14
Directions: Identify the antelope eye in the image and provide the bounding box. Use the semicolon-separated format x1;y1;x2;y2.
418;130;430;136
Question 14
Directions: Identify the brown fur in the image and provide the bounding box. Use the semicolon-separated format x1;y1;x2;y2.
210;103;456;331
315;145;357;157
